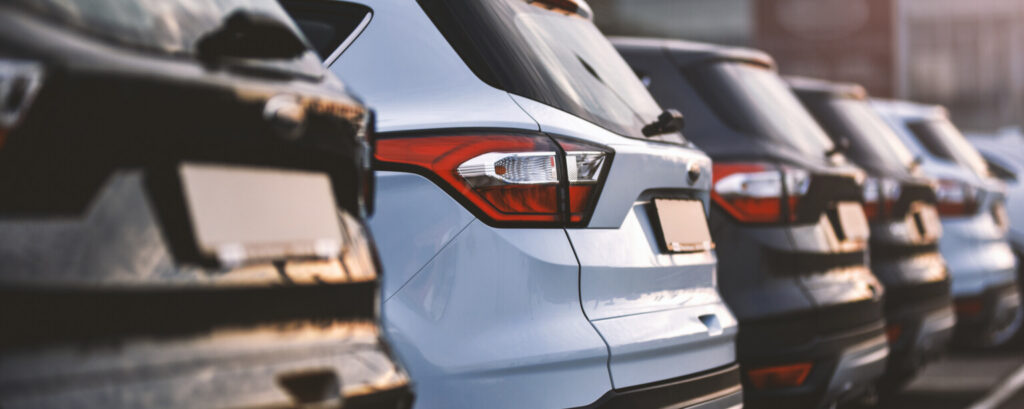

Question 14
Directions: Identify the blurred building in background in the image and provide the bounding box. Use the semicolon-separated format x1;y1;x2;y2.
590;0;1024;131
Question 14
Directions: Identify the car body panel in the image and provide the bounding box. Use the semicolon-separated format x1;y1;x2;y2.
326;0;538;133
373;174;610;409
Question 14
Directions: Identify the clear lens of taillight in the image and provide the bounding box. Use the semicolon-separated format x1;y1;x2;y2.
712;162;810;223
935;179;979;216
374;133;609;226
0;59;44;149
862;177;901;221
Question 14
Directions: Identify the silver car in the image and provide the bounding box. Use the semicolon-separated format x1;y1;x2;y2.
282;0;742;408
873;99;1023;348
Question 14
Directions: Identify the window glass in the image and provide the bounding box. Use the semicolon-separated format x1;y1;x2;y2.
688;63;836;157
283;1;370;60
418;0;680;142
908;120;990;177
11;0;319;67
826;98;915;171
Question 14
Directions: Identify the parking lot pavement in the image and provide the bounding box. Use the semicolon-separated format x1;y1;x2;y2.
872;347;1024;409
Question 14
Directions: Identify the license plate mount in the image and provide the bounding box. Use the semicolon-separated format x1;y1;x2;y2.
651;199;714;253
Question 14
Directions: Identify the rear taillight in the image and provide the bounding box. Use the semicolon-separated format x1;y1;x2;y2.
0;59;44;149
935;179;979;216
747;362;813;390
711;162;809;223
374;133;609;226
862;177;901;221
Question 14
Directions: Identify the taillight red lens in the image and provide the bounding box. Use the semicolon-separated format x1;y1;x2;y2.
862;177;901;221
711;162;809;223
374;133;609;226
747;362;813;390
935;179;979;216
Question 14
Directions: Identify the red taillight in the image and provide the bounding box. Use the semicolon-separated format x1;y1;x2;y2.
711;162;809;223
747;363;813;390
374;133;609;226
0;59;44;150
935;179;979;216
862;177;901;221
955;298;984;317
886;323;903;343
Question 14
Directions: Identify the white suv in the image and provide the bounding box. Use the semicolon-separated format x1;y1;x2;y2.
284;0;742;408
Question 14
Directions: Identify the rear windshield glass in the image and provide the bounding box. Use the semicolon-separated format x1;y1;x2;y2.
688;63;836;157
11;0;319;64
282;1;370;60
817;98;915;173
419;0;676;141
908;120;991;178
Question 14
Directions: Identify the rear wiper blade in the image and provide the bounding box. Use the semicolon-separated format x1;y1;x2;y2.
197;10;308;62
642;109;685;137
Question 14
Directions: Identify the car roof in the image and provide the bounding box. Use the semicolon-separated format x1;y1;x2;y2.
609;36;774;69
785;76;867;100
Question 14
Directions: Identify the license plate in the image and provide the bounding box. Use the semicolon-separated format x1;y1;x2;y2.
836;201;869;242
179;163;344;267
652;199;714;253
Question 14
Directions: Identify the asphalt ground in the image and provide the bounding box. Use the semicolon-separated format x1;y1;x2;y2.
869;344;1024;409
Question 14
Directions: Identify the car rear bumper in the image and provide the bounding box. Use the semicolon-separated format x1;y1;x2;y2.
953;282;1022;342
575;364;743;409
883;290;955;378
740;321;888;409
0;322;412;409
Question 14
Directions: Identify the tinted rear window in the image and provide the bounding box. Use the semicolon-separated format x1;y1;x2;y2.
418;0;677;142
688;63;835;157
10;0;322;70
907;119;990;177
808;97;915;173
282;1;370;60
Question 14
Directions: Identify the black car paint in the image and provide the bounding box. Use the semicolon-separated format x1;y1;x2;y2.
616;38;886;409
0;6;410;408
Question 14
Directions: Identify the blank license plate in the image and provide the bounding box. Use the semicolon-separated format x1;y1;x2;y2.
179;163;344;266
836;201;869;242
652;199;714;253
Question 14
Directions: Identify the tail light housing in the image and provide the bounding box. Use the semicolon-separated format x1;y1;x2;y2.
0;59;44;149
711;162;810;223
862;177;901;221
374;132;610;227
935;179;979;216
747;362;813;390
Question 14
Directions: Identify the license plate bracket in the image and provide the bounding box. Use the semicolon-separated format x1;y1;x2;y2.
177;163;344;267
651;199;714;253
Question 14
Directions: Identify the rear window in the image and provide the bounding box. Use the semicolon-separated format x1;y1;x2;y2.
10;0;322;71
907;120;990;178
418;0;678;142
811;98;915;173
688;63;836;157
282;1;370;61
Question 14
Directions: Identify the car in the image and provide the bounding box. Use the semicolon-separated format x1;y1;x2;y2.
788;77;954;391
872;99;1023;348
282;1;743;408
967;129;1024;252
615;37;889;409
0;1;411;408
968;129;1024;346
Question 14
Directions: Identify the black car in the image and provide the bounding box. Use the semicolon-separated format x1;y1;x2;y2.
615;38;888;409
0;2;410;408
788;77;954;391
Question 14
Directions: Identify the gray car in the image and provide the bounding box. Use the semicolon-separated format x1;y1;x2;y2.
873;99;1022;348
283;1;742;408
